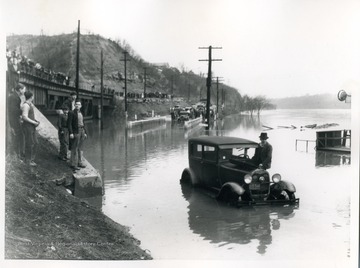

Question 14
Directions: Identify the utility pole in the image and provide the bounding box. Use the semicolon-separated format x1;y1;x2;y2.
100;50;104;129
143;67;147;96
76;20;80;99
213;76;223;119
120;51;130;117
188;82;191;102
222;87;225;110
199;46;222;130
171;76;174;98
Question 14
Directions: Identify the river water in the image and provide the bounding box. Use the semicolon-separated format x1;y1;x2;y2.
83;109;352;264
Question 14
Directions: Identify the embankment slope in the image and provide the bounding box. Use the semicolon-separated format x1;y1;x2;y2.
5;135;152;260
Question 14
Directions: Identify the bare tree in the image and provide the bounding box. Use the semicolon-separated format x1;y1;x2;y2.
253;96;271;115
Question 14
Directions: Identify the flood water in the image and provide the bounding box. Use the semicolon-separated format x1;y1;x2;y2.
83;109;352;263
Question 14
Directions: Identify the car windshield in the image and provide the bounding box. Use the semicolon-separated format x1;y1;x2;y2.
218;146;257;161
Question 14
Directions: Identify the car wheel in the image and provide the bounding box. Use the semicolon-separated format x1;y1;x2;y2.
180;170;193;185
287;190;296;200
217;187;240;204
280;190;296;200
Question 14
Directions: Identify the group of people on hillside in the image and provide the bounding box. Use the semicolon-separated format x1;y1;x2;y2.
7;49;71;86
7;85;87;172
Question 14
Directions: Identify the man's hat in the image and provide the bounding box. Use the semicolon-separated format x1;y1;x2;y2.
259;132;269;140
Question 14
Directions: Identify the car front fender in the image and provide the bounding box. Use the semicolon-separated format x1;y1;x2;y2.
180;168;198;185
217;182;246;201
273;180;296;193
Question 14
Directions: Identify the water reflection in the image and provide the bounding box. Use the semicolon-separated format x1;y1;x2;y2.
81;109;351;259
222;114;262;131
181;183;297;255
315;151;351;167
184;124;205;139
127;121;167;138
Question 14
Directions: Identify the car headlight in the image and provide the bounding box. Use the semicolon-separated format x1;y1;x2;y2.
244;174;252;184
272;173;281;183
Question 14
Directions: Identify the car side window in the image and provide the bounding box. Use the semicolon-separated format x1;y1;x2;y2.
231;147;256;158
232;148;244;156
190;143;202;158
203;145;216;162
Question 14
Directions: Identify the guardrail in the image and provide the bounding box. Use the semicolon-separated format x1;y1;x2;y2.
126;116;167;129
184;117;202;130
295;139;316;152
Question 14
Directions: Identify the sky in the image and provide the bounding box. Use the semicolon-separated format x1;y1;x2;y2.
1;0;360;98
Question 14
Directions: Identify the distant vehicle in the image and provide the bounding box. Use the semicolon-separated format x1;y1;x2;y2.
180;136;299;206
170;105;181;120
178;110;190;122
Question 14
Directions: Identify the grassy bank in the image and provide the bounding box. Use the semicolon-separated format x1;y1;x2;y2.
5;135;152;260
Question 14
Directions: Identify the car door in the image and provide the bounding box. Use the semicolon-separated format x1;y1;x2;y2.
201;145;220;188
189;142;202;182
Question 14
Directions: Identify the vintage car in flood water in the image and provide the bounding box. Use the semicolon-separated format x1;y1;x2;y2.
180;136;299;206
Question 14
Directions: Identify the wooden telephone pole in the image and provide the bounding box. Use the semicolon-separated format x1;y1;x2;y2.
188;82;191;102
199;46;222;130
100;50;104;129
75;20;80;99
171;75;174;98
213;76;223;119
120;51;130;117
222;87;226;110
143;67;147;96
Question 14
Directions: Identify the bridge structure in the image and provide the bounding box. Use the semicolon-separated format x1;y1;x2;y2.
6;68;116;119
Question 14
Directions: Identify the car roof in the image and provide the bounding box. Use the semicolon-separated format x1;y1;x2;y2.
189;136;258;146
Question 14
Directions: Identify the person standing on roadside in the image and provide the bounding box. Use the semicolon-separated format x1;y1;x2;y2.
7;83;26;160
62;91;77;150
57;105;70;161
68;100;87;171
21;91;40;166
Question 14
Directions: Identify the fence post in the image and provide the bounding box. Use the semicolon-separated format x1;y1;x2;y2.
306;141;308;152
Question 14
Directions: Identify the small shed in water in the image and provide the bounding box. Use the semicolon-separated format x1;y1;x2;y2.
316;129;351;153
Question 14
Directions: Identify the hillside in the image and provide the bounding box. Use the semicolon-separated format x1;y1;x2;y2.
6;33;243;114
270;93;350;109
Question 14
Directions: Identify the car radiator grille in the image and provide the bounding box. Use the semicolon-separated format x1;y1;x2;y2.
249;175;270;198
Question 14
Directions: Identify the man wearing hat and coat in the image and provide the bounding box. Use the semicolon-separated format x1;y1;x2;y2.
251;132;272;169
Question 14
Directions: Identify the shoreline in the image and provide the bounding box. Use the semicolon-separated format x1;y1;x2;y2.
5;134;152;260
